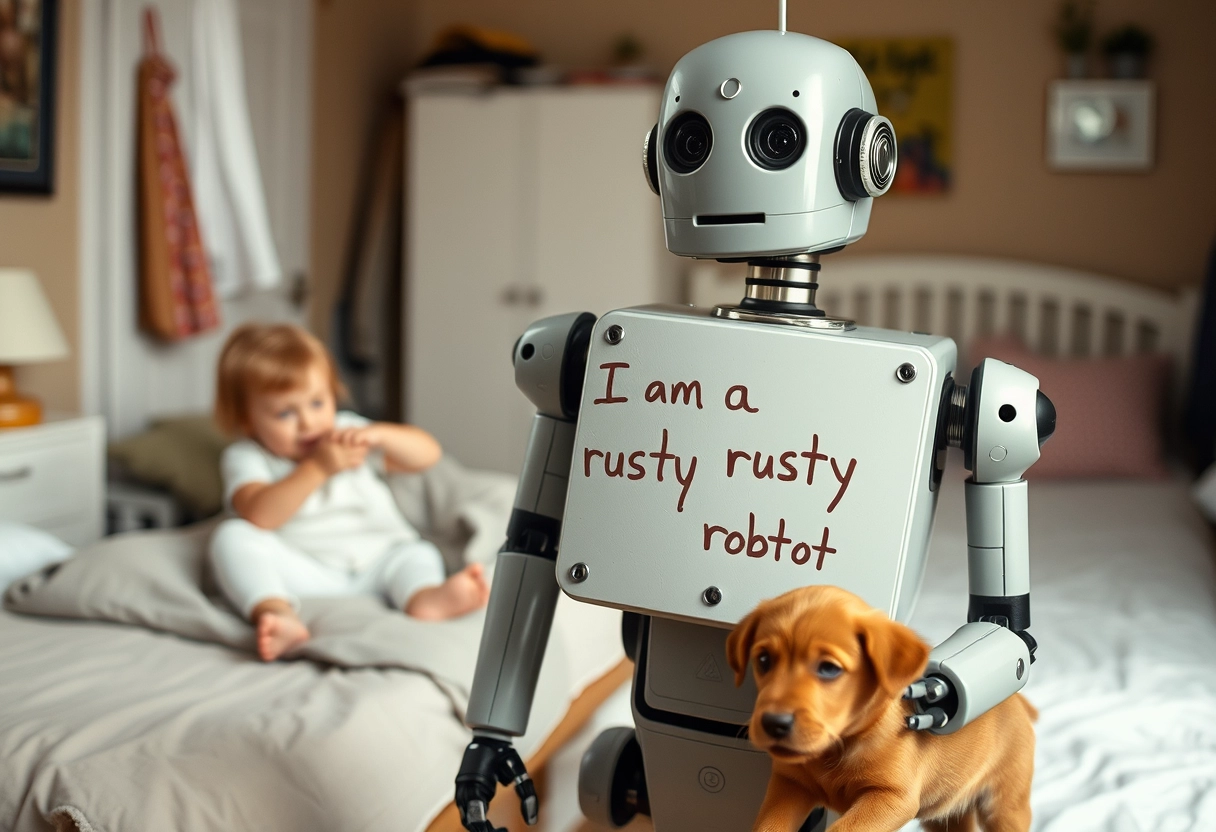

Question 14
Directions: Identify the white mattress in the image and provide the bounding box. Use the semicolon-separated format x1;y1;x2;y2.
548;471;1216;831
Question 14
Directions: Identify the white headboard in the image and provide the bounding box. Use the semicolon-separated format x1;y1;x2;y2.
689;254;1196;390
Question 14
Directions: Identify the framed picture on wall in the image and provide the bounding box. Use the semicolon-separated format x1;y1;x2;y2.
836;37;954;194
0;0;57;194
1046;80;1155;171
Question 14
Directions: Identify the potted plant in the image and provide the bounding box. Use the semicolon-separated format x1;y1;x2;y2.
1055;0;1094;78
1101;24;1153;79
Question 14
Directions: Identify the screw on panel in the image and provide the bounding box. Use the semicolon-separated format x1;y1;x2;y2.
702;586;722;606
604;324;625;345
896;363;917;383
569;562;589;583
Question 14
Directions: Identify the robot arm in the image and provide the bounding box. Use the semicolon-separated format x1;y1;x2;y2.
454;312;594;832
906;358;1056;734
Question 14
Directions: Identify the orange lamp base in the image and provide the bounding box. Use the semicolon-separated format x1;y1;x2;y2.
0;365;43;429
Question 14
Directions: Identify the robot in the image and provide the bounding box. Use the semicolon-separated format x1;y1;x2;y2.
455;12;1055;832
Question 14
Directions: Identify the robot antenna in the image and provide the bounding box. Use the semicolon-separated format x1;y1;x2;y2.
778;0;787;33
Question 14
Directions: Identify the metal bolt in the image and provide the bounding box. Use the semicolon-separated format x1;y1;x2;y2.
1016;658;1025;680
896;363;917;383
569;562;589;583
702;586;722;606
604;324;625;345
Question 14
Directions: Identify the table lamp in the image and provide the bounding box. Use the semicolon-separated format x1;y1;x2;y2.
0;268;70;428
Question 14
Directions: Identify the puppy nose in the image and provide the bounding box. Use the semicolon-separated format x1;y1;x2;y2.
760;712;795;739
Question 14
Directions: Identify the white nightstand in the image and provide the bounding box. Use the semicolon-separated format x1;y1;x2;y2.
0;414;105;547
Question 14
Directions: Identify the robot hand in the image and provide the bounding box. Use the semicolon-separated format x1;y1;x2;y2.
902;675;951;731
900;620;1034;734
455;735;539;832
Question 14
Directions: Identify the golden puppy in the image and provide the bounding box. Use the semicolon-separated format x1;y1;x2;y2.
726;585;1036;832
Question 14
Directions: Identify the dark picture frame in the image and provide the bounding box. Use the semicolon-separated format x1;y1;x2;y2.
0;0;57;194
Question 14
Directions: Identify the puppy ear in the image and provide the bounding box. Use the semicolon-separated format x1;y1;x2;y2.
859;613;930;698
726;609;760;687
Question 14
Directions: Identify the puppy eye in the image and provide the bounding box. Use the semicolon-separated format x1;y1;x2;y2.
816;661;843;680
755;649;772;675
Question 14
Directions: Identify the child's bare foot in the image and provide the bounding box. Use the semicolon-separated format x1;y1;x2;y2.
252;601;311;661
405;564;491;621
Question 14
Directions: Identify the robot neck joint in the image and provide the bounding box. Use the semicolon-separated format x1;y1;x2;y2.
739;254;823;316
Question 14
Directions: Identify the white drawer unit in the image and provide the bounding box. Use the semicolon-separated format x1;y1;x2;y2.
0;415;105;547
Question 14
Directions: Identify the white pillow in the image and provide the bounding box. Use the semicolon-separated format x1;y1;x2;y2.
0;522;74;592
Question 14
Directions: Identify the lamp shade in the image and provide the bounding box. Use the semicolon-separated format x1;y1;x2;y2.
0;269;70;364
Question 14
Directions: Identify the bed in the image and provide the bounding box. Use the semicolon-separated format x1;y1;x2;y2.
4;254;1214;832
0;459;627;832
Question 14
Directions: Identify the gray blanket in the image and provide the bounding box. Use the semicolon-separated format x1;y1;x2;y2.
0;458;625;832
5;457;516;713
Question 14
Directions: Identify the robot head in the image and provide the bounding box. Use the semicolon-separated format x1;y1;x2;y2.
642;30;897;260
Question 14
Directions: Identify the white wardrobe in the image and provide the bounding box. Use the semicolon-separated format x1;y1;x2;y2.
404;86;675;475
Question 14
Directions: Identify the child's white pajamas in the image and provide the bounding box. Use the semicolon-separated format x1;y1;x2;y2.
209;411;445;617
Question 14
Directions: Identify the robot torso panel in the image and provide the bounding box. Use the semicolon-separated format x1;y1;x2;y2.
559;307;955;626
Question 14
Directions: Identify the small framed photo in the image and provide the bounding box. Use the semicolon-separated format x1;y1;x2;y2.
0;0;57;194
1046;80;1154;172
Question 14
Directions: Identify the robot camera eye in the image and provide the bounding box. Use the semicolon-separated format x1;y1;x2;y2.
835;109;898;200
664;112;713;174
747;108;805;170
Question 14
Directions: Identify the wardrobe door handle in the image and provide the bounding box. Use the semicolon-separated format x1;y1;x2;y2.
0;466;32;483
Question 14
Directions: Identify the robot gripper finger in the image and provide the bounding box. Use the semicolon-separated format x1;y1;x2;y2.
454;736;539;832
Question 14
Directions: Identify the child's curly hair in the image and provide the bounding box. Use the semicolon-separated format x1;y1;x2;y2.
214;323;348;435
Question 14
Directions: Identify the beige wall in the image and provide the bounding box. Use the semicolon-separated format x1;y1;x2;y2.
0;0;80;413
309;0;420;339
401;0;1216;290
310;0;1216;300
9;0;1210;410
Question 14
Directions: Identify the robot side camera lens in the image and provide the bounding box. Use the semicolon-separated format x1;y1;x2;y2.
747;108;806;170
860;119;896;195
835;109;898;200
664;112;713;174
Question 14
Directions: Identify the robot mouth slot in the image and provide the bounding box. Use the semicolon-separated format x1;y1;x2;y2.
694;212;766;226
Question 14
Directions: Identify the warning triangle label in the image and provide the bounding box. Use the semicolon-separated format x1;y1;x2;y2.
696;653;723;682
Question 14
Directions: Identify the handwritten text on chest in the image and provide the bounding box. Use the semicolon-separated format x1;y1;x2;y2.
583;363;858;518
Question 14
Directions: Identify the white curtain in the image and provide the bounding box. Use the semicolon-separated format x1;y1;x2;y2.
189;0;282;297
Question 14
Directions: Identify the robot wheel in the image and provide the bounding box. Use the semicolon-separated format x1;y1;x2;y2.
578;727;650;827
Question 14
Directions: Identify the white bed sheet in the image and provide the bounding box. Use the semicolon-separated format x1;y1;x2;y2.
910;471;1216;831
548;471;1216;832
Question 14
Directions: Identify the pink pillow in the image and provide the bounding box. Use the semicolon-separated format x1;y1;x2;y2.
968;335;1170;479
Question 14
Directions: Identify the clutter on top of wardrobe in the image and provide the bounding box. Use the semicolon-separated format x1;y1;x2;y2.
403;24;658;93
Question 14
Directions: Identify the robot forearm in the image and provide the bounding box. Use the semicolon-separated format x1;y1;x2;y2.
965;479;1030;630
465;414;575;736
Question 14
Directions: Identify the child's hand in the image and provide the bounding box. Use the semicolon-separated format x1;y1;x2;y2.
328;422;440;474
310;432;370;476
331;425;384;449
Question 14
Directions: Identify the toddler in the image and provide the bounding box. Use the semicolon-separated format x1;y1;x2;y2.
209;323;489;661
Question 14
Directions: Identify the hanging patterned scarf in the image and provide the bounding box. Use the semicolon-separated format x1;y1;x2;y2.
136;7;219;341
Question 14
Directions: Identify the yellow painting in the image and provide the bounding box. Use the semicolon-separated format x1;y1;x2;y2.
835;37;954;194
